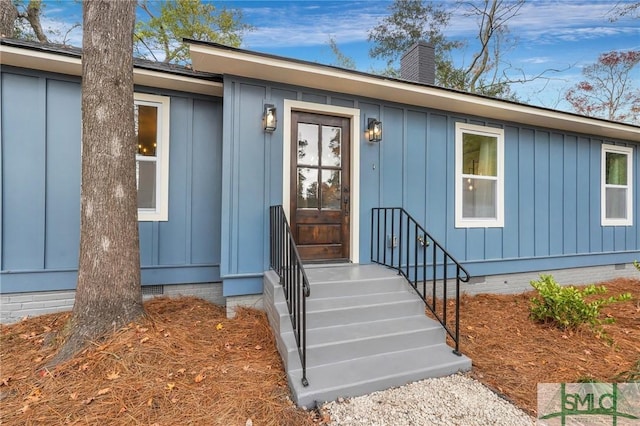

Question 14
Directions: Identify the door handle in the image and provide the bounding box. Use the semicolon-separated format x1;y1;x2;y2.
343;196;350;216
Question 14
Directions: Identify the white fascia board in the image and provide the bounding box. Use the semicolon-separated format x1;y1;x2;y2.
189;44;640;143
0;44;222;97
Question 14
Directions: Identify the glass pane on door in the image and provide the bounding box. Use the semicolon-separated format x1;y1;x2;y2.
321;126;341;167
321;169;341;209
297;167;318;208
298;123;319;166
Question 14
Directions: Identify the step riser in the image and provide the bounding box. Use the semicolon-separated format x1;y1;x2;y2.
308;277;409;299
291;355;471;408
305;301;425;328
283;327;445;367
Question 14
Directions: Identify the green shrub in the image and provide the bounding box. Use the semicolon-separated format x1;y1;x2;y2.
529;274;631;336
634;260;640;273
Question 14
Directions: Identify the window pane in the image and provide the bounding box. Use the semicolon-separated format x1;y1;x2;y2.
297;167;318;208
463;133;497;177
606;187;627;219
136;105;157;157
297;123;319;166
137;161;156;209
462;178;496;218
321;126;341;167
321;170;341;209
606;152;627;185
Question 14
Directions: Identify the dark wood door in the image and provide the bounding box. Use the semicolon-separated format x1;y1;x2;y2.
291;112;350;261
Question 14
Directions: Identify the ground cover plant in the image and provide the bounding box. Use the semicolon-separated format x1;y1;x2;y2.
1;277;638;423
461;277;639;415
529;274;631;337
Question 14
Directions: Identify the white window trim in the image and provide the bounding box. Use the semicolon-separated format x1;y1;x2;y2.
601;144;633;226
135;93;170;221
455;122;505;228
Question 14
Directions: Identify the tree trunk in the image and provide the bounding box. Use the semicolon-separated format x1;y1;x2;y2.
0;0;18;38
25;0;48;42
51;0;143;365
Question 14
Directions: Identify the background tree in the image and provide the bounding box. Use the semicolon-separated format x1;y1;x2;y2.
368;0;533;100
52;0;144;365
565;50;640;124
2;0;48;41
327;36;356;70
135;0;251;63
0;0;18;37
368;0;461;79
608;1;640;20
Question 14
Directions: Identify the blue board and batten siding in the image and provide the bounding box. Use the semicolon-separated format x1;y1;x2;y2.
1;66;223;293
221;75;639;295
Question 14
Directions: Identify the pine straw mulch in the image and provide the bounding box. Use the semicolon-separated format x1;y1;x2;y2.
1;278;638;424
0;297;317;425
458;277;640;416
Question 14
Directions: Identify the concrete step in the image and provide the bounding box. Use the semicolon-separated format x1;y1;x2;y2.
263;263;472;408
282;315;445;367
289;343;472;408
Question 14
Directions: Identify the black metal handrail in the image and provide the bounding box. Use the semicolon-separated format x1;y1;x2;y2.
269;205;310;387
371;207;470;355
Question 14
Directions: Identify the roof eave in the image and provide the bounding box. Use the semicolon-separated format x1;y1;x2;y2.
188;42;639;142
0;43;223;97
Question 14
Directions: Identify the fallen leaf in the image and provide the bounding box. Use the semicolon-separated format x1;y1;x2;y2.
19;404;29;414
140;336;150;344
177;368;186;375
33;356;43;363
83;397;95;405
1;377;10;386
216;323;223;330
224;342;232;350
194;373;205;383
243;365;250;371
96;388;110;396
69;393;78;401
27;389;42;402
170;398;178;404
118;407;127;415
255;345;262;350
246;419;253;426
137;327;148;333
166;383;175;391
107;371;120;380
584;349;592;355
79;363;90;371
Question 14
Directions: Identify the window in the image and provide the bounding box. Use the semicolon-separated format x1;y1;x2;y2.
455;122;504;228
601;145;633;226
135;93;170;221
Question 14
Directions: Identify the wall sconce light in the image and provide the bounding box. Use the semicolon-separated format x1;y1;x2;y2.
367;118;382;142
263;104;277;132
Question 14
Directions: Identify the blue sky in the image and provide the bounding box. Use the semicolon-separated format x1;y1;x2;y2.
41;0;640;111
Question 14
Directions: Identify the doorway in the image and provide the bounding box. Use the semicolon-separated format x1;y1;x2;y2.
290;111;351;261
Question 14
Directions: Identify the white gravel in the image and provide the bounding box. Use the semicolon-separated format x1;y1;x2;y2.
321;373;535;426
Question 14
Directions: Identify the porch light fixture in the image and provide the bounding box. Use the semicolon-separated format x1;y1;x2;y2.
263;104;277;132
367;118;382;142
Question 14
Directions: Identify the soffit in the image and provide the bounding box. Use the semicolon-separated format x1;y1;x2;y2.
0;44;223;97
188;42;639;143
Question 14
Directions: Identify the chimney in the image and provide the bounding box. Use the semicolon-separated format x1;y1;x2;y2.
400;41;435;85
